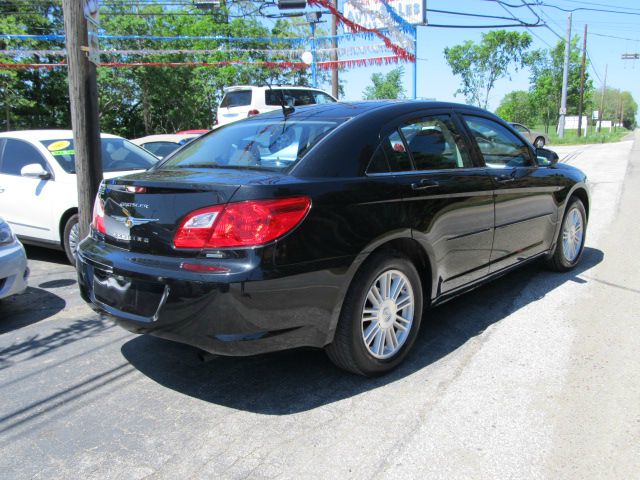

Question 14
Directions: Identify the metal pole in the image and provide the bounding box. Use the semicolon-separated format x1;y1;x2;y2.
311;21;317;88
412;34;417;99
577;24;587;137
558;13;571;139
330;0;338;98
597;64;607;132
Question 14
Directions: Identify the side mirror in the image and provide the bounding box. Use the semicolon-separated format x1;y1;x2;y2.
20;163;51;179
535;147;559;167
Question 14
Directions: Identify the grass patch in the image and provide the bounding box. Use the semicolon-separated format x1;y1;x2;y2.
534;125;631;145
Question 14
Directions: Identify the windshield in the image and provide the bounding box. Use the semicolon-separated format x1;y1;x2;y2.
41;138;158;173
157;118;344;171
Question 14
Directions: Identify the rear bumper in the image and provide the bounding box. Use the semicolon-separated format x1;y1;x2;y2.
0;240;29;300
77;237;350;356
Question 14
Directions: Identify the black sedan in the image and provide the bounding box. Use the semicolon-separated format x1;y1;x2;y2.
77;101;589;376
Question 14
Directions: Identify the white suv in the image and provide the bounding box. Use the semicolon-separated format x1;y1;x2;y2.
216;85;337;126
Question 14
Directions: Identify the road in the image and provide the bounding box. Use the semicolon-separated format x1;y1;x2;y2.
1;136;639;479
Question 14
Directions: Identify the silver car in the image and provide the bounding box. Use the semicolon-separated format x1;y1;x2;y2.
510;123;550;148
0;217;29;300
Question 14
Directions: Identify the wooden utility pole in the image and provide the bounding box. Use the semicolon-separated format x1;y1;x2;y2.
330;0;338;99
618;95;624;129
62;0;102;244
577;24;587;137
597;64;608;132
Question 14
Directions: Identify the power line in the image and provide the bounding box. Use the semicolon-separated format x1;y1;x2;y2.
537;2;640;17
553;0;640;13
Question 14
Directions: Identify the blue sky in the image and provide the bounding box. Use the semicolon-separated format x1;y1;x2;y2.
321;0;640;118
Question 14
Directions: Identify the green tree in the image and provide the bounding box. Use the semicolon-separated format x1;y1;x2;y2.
528;36;594;133
0;1;68;131
444;30;533;109
98;4;314;136
495;90;536;126
596;87;637;129
362;67;405;100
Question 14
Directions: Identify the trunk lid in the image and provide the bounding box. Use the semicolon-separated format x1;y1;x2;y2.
99;168;285;255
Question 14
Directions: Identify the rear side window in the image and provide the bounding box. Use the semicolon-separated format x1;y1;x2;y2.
0;139;49;176
400;116;472;170
266;89;326;107
464;115;532;168
314;92;335;104
220;90;252;108
382;130;412;172
265;90;288;106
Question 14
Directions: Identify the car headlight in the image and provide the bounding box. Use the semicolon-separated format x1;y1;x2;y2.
0;219;15;245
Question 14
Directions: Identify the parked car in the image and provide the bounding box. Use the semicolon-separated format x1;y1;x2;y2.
130;133;202;159
510;123;549;148
216;85;337;126
0;130;158;264
77;101;589;376
0;217;28;301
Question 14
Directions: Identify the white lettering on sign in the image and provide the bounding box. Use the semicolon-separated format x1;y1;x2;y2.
343;0;423;29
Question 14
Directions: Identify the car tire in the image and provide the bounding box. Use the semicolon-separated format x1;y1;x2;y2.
63;214;80;265
546;198;587;272
326;250;423;376
534;136;546;148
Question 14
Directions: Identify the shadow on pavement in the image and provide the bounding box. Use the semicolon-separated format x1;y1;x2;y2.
38;279;77;289
24;245;69;266
0;315;113;364
0;287;66;334
121;247;604;415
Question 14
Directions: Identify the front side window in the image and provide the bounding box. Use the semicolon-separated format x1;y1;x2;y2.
0;139;49;176
464;116;532;168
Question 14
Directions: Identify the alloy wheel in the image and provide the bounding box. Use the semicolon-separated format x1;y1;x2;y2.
361;269;414;359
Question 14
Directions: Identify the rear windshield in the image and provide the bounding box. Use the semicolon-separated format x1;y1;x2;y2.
141;141;181;158
220;90;252;108
40;138;158;173
156;118;344;171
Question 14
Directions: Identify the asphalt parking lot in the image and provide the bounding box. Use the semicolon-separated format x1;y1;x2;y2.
1;136;639;479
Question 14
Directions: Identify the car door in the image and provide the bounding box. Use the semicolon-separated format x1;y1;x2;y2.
0;138;58;242
375;111;495;294
461;114;558;273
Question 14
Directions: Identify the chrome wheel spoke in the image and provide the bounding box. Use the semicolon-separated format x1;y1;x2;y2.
396;295;413;311
360;269;415;360
391;276;406;301
364;321;381;345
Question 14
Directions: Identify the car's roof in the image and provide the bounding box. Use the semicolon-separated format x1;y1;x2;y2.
0;130;122;141
240;100;492;122
130;134;198;144
224;85;331;93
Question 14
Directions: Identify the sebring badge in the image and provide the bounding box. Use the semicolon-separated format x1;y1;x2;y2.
112;215;159;228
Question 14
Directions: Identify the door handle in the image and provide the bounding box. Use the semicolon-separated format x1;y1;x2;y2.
411;179;440;191
494;173;515;183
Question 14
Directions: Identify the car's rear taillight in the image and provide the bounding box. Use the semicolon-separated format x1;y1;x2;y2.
173;197;311;249
92;191;106;234
247;109;260;117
